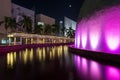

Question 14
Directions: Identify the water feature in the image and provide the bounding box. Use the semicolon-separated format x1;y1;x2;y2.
0;45;119;80
75;5;120;54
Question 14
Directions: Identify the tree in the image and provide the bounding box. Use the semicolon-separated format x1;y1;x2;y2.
52;24;60;36
44;25;52;35
0;17;20;34
66;27;75;38
5;17;20;33
4;16;11;34
8;18;18;32
4;17;18;34
34;24;43;34
20;15;32;33
61;26;66;36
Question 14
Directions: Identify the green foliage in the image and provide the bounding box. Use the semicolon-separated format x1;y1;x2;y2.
61;26;66;36
44;25;52;35
52;24;60;35
66;27;75;38
4;16;18;33
34;24;43;34
20;15;32;33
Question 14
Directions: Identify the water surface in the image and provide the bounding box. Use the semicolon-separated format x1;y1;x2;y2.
0;45;119;80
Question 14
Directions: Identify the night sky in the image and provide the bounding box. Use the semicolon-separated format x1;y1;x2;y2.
12;0;84;22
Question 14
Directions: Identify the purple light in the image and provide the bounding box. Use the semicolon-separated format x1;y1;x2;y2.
89;17;101;49
106;66;120;80
81;22;88;48
75;5;120;54
90;61;101;80
74;55;120;80
81;57;88;76
75;25;81;48
105;7;120;50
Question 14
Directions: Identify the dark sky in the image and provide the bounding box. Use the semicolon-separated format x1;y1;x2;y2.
12;0;84;22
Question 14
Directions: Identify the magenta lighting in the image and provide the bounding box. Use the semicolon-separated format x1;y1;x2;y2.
75;6;120;54
74;55;120;80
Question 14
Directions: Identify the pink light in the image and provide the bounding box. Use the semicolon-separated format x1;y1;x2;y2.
74;55;81;71
75;5;120;54
81;22;87;48
89;17;102;49
81;57;88;76
106;66;120;80
76;30;80;48
105;7;120;50
90;61;101;80
77;36;80;48
75;24;81;48
75;28;78;47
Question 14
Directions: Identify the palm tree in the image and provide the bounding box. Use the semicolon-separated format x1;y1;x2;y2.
44;25;52;35
5;17;19;33
52;24;60;36
66;27;75;38
0;17;19;34
34;24;43;34
4;16;11;34
20;15;32;33
8;18;18;32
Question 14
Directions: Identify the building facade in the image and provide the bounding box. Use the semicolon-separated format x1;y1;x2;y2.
12;3;35;32
36;14;55;26
0;0;12;42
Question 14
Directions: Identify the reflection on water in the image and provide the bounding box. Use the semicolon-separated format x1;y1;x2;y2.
74;55;120;80
6;46;67;68
0;45;119;80
7;52;16;68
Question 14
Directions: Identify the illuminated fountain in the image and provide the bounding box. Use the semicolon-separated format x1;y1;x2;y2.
74;1;120;54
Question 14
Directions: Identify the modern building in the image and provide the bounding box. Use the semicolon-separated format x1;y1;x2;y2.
36;14;55;26
12;3;35;32
64;17;76;36
0;0;12;42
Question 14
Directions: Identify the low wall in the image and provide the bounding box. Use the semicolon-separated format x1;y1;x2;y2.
69;45;120;68
0;43;73;54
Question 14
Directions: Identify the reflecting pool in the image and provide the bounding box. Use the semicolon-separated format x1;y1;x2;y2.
0;45;119;80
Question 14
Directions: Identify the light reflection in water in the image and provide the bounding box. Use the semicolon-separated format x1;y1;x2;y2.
106;66;120;80
29;48;33;62
90;60;101;80
74;55;120;80
7;52;16;68
6;46;66;68
42;47;46;61
81;57;88;76
23;49;28;64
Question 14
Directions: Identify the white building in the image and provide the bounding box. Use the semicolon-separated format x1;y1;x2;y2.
0;0;12;43
36;14;55;26
64;17;77;36
12;3;35;32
